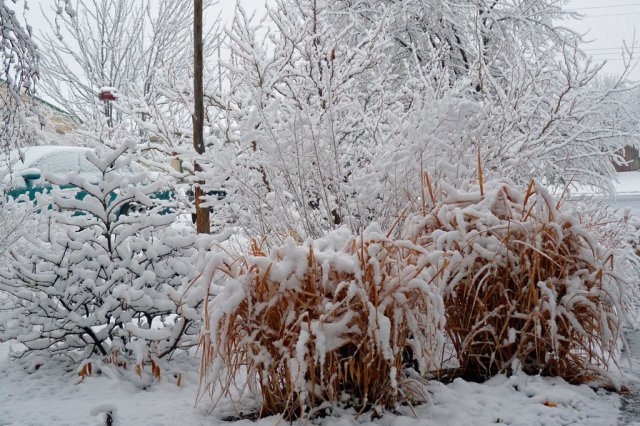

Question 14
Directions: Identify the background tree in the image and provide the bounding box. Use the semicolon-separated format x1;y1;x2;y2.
199;0;392;242
38;0;225;225
199;0;639;246
341;0;639;190
0;0;39;149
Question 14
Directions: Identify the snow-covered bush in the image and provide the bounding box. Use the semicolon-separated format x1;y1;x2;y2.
199;1;400;242
0;0;40;149
0;197;33;257
199;0;638;248
403;179;625;383
199;227;445;419
0;142;205;363
585;204;640;328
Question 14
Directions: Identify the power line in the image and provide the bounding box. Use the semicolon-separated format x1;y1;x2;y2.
586;55;640;61
593;58;639;61
583;47;630;52
584;55;633;59
566;3;640;11
588;51;630;56
587;53;639;61
579;11;640;18
448;2;640;17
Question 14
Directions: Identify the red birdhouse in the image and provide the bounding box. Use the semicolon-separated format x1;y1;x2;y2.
99;90;117;101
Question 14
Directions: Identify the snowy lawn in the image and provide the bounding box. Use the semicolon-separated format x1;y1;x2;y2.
569;171;640;197
613;172;640;196
584;171;640;216
0;340;621;426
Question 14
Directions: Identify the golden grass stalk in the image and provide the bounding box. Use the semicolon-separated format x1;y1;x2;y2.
199;228;444;419
405;179;624;384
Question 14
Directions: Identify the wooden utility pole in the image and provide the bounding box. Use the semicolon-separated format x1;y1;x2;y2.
193;0;210;234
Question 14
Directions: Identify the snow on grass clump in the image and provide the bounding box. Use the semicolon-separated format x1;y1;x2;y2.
404;178;625;384
199;226;445;419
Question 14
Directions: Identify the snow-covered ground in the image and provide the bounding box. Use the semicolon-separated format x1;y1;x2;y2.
606;171;640;216
0;339;621;426
0;341;211;426
567;171;640;214
4;172;640;426
611;172;640;197
566;171;640;198
619;330;640;426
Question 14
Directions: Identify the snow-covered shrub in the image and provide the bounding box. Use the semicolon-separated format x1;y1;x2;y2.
0;0;40;149
198;0;638;250
199;227;444;419
0;142;204;363
0;197;33;258
584;204;640;328
403;179;625;383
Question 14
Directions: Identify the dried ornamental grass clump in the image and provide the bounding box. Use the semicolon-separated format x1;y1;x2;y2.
404;179;625;384
199;226;445;419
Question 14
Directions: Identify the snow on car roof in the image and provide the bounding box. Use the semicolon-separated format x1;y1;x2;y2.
10;146;93;169
0;146;97;186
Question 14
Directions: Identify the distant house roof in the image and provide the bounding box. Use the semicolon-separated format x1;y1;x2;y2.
35;95;75;117
0;79;83;135
0;78;78;119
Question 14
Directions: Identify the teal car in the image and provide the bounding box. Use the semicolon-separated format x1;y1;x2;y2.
1;146;173;215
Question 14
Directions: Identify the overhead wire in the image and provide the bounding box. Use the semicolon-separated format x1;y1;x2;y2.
582;47;634;51
564;3;640;67
576;11;640;18
566;3;640;11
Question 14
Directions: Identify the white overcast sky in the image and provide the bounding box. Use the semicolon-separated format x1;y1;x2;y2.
566;0;640;79
16;0;640;82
